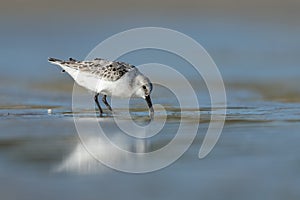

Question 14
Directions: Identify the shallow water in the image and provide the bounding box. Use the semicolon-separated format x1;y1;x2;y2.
1;79;300;199
1;7;300;199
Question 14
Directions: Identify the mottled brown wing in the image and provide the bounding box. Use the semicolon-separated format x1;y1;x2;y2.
59;58;136;81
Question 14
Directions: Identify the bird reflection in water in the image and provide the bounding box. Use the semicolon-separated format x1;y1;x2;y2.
54;118;151;174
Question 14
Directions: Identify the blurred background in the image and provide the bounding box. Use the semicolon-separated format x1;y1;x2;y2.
1;0;300;100
1;0;300;200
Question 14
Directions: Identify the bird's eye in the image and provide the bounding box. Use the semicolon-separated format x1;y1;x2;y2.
142;85;146;90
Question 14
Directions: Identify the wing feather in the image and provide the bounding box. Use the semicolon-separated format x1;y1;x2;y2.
49;58;136;81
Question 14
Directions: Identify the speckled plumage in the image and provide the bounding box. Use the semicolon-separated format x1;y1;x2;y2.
53;58;135;81
48;57;154;117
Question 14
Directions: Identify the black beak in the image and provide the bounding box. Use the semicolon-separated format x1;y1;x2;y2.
145;95;154;118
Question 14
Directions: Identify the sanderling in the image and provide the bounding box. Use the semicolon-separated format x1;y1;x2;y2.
48;57;154;117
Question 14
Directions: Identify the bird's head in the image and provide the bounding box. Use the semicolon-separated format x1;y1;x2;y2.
134;75;153;97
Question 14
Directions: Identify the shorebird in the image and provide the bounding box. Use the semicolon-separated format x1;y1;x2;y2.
48;57;154;117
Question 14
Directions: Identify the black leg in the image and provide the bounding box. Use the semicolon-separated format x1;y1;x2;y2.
94;93;103;116
102;95;112;111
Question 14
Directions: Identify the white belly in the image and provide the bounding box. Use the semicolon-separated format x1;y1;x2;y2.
65;67;135;98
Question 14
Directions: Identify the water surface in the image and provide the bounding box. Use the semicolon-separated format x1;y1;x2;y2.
1;7;300;200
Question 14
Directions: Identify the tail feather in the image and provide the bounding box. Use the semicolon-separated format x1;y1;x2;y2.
48;57;67;73
48;57;63;63
48;57;79;74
